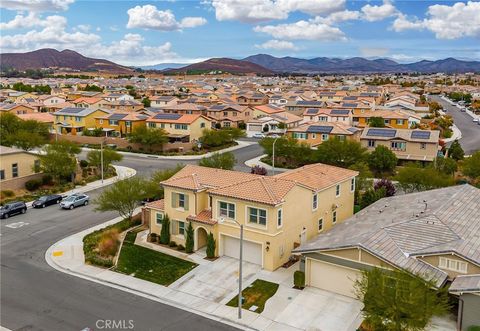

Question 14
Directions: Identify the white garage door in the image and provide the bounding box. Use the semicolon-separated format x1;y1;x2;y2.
308;259;362;298
222;235;262;266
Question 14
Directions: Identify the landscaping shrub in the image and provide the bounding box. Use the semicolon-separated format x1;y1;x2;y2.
98;229;120;257
250;165;267;175
160;215;170;244
1;190;15;198
293;270;305;289
147;233;157;243
25;179;42;191
467;326;480;331
206;232;216;258
83;217;141;268
169;241;177;247
185;222;194;253
79;159;89;168
42;174;53;185
374;178;396;197
177;244;185;251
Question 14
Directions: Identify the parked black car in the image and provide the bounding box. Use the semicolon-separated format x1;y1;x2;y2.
0;201;27;219
32;194;63;208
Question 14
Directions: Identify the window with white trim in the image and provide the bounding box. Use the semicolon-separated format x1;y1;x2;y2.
156;212;164;225
248;207;267;226
219;201;235;219
178;221;185;236
277;209;282;227
333;211;337;223
439;257;467;273
335;184;340;197
178;193;185;208
318;218;323;232
368;140;375;147
312;194;318;210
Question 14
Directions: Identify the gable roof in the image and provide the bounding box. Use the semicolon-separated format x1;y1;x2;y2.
294;185;480;287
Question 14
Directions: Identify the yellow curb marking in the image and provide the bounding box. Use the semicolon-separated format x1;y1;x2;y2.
53;251;63;257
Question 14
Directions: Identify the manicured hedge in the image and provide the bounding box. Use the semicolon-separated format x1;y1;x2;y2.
83;216;141;268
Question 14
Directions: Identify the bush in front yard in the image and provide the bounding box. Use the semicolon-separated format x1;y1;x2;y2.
293;270;305;289
25;179;42;191
148;233;157;243
177;244;185;251
160;215;170;244
185;222;194;253
83;217;141;267
98;229;120;257
169;241;177;247
206;232;216;258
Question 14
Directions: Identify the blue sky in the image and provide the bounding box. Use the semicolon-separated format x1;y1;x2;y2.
1;0;479;66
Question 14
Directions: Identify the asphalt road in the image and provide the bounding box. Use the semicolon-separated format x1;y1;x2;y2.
1;142;263;331
429;95;480;155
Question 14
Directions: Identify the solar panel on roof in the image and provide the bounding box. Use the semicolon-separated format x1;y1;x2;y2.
411;131;431;139
153;113;182;120
306;109;318;114
366;128;397;137
330;109;350;115
58;107;84;114
307;125;333;134
210;105;225;110
109;113;128;120
342;103;358;107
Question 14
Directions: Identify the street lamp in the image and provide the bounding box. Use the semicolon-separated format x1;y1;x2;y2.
219;217;244;319
100;131;107;184
272;136;280;176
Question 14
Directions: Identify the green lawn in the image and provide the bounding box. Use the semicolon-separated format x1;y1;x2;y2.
227;279;279;313
114;230;197;286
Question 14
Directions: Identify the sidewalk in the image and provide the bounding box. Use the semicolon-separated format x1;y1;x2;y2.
46;217;363;331
25;165;136;208
244;154;288;173
82;140;256;160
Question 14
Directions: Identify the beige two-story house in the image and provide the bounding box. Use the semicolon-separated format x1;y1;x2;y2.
360;128;440;162
143;164;358;271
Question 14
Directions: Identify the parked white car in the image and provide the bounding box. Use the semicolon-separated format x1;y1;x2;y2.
252;133;266;139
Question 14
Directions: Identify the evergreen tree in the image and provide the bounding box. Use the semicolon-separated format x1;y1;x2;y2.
448;140;464;161
160;215;170;244
185;222;194;253
206;232;216;258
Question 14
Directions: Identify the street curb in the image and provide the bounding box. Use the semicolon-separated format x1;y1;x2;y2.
45;221;257;331
24;166;136;208
244;154;288;173
82;140;256;161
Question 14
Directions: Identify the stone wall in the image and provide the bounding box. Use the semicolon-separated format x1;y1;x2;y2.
51;134;193;153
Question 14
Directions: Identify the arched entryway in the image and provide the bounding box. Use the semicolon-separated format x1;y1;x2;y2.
194;226;208;251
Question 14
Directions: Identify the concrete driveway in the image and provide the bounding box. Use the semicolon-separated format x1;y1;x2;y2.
265;287;363;331
169;256;262;304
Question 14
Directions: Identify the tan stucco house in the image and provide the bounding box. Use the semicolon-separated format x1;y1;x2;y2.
143;163;358;271
294;185;480;330
0;146;42;191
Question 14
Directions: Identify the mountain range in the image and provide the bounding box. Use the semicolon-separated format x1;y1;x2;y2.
0;48;133;73
1;48;480;75
243;54;480;74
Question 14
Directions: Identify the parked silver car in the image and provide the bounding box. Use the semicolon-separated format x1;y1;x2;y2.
60;194;90;210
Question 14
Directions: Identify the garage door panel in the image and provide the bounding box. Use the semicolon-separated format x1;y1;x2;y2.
222;235;262;265
309;259;361;298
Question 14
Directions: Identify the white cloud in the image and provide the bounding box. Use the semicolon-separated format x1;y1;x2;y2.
88;34;178;66
361;0;397;22
180;17;208;28
75;24;91;33
0;0;74;12
314;10;360;25
210;0;344;23
392;1;480;39
126;5;207;31
0;12;68;29
255;39;298;50
359;47;389;57
254;20;346;41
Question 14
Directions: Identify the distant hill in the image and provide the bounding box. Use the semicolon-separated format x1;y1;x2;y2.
243;54;480;73
163;58;273;75
0;48;133;73
141;63;189;70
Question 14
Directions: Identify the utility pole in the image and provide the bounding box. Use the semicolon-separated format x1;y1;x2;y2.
272;136;279;176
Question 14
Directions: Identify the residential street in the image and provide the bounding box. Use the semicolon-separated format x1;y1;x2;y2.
429;95;480;155
1;142;263;331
